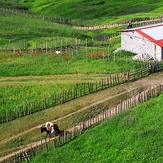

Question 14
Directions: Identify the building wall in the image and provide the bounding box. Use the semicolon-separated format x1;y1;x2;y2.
154;45;162;61
121;31;162;61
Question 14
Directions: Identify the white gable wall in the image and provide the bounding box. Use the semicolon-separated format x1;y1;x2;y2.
154;45;162;61
121;31;162;61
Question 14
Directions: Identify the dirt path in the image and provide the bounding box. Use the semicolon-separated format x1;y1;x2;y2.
0;83;138;146
0;86;140;162
73;18;163;30
0;72;163;162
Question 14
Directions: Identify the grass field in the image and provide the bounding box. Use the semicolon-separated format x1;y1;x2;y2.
1;0;163;49
0;8;92;49
0;79;146;157
17;0;163;26
0;50;141;76
1;0;163;161
25;93;163;163
0;49;144;119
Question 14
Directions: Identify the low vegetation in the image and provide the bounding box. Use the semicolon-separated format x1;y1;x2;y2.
26;93;163;163
0;80;145;157
0;49;144;120
0;49;142;76
0;8;92;50
1;0;163;162
18;0;163;26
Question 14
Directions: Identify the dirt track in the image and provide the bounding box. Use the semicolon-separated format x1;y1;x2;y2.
0;72;163;162
73;18;163;30
0;85;139;161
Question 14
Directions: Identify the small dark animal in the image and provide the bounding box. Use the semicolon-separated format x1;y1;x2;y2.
126;22;133;29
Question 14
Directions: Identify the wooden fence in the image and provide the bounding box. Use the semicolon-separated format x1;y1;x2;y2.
2;84;163;163
124;62;163;81
74;16;163;30
1;61;163;124
1;7;163;29
0;73;124;124
0;13;163;52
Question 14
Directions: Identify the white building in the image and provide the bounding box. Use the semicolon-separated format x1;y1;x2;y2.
120;22;163;61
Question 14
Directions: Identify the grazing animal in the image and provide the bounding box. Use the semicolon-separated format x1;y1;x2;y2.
41;124;60;138
41;123;70;139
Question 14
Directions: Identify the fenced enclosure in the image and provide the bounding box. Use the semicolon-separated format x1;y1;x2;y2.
2;84;163;163
0;73;125;124
0;35;115;54
1;61;163;124
2;3;163;163
125;61;163;81
0;12;163;52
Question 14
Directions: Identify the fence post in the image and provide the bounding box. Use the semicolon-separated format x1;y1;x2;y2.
54;139;57;148
120;100;122;112
138;92;141;103
110;75;112;86
116;74;119;84
5;111;8;122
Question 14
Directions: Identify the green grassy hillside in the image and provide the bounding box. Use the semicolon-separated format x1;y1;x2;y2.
18;0;163;25
0;8;92;48
27;94;163;163
1;1;163;161
1;0;162;49
1;0;163;26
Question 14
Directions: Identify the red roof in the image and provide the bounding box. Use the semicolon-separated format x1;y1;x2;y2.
120;23;163;47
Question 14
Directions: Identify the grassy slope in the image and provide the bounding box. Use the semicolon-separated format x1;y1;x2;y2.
18;0;163;25
0;8;91;46
0;50;143;115
0;80;144;157
0;50;139;76
0;1;93;48
1;0;163;48
28;93;163;163
0;0;163;161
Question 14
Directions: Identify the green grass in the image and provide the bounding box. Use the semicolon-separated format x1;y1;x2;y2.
27;93;163;163
0;8;92;49
0;81;142;157
18;0;163;26
1;54;126;76
1;72;126;118
0;47;145;118
0;0;162;161
0;52;141;103
0;23;146;124
1;0;163;48
0;43;144;77
1;0;162;53
0;80;74;114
